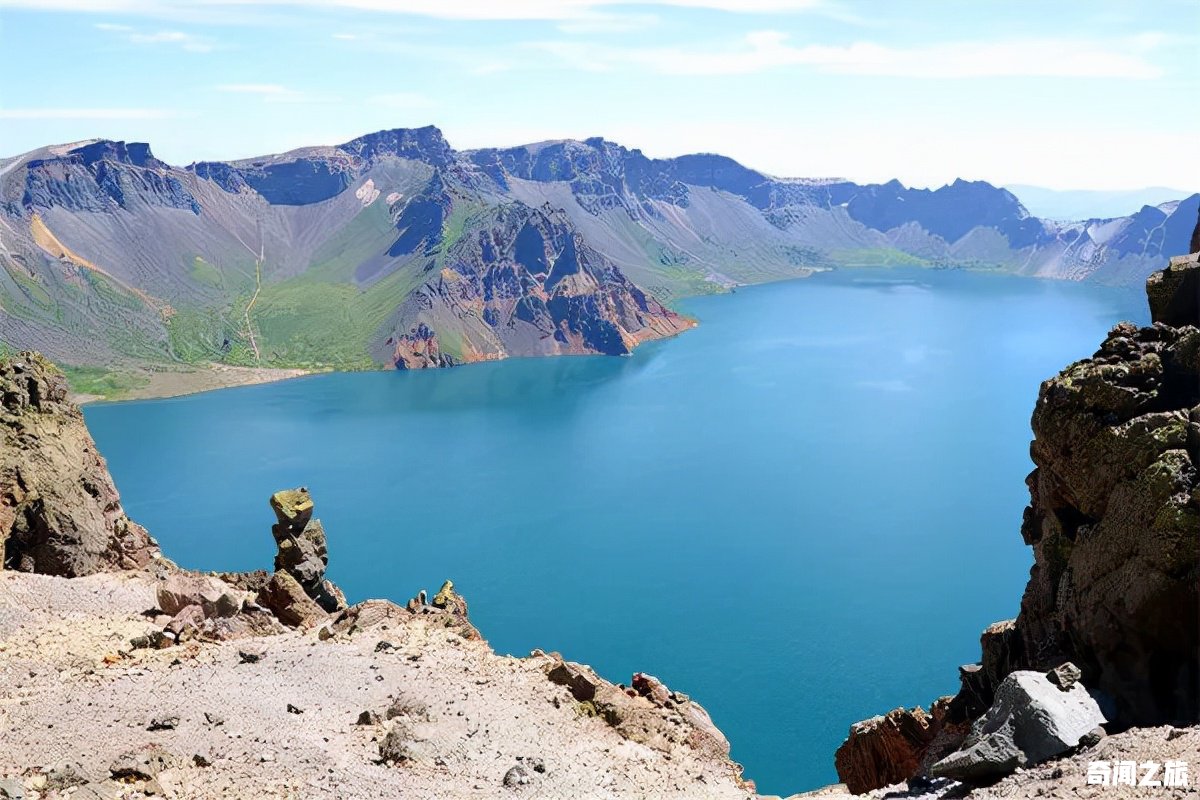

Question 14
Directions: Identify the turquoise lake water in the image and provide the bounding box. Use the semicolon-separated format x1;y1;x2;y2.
84;268;1147;794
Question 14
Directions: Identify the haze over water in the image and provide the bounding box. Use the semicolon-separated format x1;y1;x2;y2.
85;268;1146;794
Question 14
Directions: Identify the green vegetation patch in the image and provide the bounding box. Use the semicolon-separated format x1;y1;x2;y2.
828;248;932;267
305;202;397;283
250;260;427;369
61;365;149;401
189;256;224;288
167;307;239;364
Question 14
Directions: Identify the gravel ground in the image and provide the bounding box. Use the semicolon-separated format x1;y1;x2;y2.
1;571;1194;800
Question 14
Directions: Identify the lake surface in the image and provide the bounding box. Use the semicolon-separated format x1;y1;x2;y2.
85;268;1147;794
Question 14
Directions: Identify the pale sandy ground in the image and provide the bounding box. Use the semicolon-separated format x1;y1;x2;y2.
0;572;753;800
0;571;1194;800
71;364;316;405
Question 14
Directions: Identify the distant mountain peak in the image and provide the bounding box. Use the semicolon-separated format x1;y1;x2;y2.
340;125;454;167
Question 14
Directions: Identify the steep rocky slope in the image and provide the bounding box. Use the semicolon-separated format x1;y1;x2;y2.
834;238;1200;793
0;129;1192;395
0;352;159;576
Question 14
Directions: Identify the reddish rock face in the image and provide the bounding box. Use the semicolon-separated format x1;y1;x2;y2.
392;323;454;369
380;204;692;369
0;351;159;576
834;707;935;794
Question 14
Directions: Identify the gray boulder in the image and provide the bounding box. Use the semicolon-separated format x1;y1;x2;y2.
930;667;1105;782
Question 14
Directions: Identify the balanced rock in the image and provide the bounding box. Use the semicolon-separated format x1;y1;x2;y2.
270;488;328;588
269;487;314;529
1047;662;1082;691
930;670;1106;782
267;487;346;614
0;352;159;576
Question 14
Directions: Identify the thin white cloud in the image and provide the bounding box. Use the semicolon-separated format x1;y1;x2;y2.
215;83;337;103
0;108;186;119
555;11;660;35
531;31;1165;78
128;29;214;51
0;0;844;20
93;21;215;51
368;92;434;109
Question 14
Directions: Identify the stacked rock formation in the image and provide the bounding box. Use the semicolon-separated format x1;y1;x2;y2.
0;351;159;576
257;487;347;627
835;236;1200;792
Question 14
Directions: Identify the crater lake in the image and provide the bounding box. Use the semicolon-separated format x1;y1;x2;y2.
84;268;1146;794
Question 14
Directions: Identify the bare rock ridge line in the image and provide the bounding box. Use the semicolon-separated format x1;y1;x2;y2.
1;127;1195;398
834;224;1200;794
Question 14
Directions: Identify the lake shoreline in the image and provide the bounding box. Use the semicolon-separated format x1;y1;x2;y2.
73;264;1142;406
74;363;317;405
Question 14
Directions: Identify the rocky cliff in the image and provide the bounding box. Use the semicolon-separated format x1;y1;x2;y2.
380;202;692;368
834;236;1200;793
0;352;160;576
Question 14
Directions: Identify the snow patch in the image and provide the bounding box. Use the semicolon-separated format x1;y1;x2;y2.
355;179;380;207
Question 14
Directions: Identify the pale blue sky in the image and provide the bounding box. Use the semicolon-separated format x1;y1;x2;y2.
0;0;1196;189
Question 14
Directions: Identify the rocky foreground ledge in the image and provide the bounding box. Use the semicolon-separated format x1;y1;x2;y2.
0;353;753;799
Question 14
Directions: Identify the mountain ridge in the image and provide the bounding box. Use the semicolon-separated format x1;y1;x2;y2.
0;126;1194;396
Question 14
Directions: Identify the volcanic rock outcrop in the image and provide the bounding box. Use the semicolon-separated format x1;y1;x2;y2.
379;202;694;369
834;707;936;794
0;351;159;576
266;486;346;613
834;239;1200;793
929;666;1106;781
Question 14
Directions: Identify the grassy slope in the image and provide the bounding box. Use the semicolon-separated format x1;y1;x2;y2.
8;168;1037;398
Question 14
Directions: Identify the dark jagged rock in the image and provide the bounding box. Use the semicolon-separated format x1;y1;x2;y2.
0;352;160;576
256;570;328;629
1146;252;1200;327
23;141;200;213
930;670;1106;783
342;126;456;170
835;247;1200;792
380;202;692;368
1016;311;1199;726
